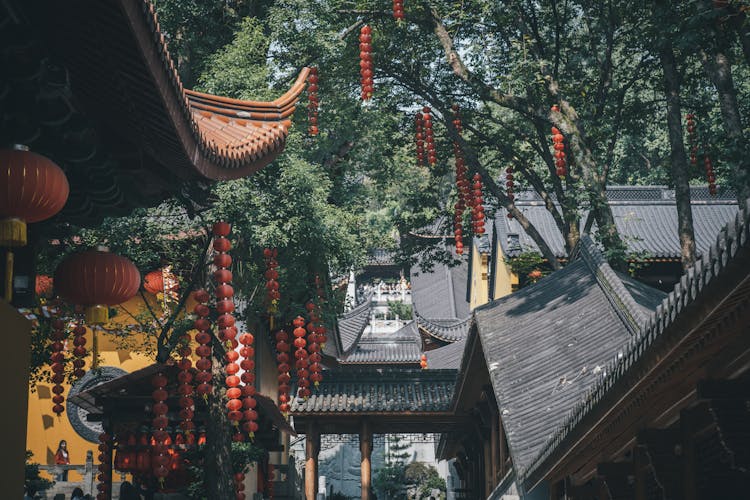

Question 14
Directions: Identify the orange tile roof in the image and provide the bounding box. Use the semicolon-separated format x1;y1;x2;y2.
134;0;309;180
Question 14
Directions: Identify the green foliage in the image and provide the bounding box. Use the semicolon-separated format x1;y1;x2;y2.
387;300;413;321
404;462;446;498
374;463;407;500
184;442;265;499
25;450;54;496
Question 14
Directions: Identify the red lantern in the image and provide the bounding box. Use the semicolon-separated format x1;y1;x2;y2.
420;354;427;369
550;110;567;178
194;290;212;398
143;270;163;295
423;106;437;166
55;248;141;324
49;317;67;415
96;432;112;498
393;0;405;20
1;146;69;301
359;25;374;101
415;112;425;166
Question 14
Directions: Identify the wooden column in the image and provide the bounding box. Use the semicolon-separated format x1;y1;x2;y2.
305;423;320;500
360;419;373;500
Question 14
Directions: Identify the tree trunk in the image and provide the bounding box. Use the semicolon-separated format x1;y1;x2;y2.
205;351;235;499
658;29;697;270
699;0;750;203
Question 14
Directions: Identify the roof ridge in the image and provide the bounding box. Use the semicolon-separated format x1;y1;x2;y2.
521;198;750;488
572;235;648;335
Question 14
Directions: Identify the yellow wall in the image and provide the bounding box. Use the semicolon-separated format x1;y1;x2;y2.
470;243;490;310
492;247;518;300
26;295;163;479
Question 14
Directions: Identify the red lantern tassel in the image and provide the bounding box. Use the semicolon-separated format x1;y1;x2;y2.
359;25;374;101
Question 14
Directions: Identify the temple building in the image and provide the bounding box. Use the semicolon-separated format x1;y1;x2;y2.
1;0;306;496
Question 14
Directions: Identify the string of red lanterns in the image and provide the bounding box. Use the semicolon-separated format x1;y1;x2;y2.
423;106;437;166
292;316;311;400
177;303;196;436
704;155;718;196
452;104;467;254
306;302;323;388
193;289;213;400
264;248;280;328
472;173;486;235
150;371;170;487
359;25;374;101
212;222;244;441
96;432;112;500
420;353;428;369
415;112;425;166
239;331;259;439
234;470;247;500
50;316;67;416
550;106;567;178
307;67;319;136
393;0;404;20
276;329;292;415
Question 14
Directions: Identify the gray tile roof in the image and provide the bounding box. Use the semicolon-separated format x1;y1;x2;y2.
521;199;750;489
473;235;666;476
495;186;738;259
291;368;457;413
416;314;471;342
336;293;373;353
339;321;422;364
425;339;466;370
410;258;471;320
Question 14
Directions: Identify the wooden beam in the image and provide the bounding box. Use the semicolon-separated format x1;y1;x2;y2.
597;461;635;499
637;428;683;499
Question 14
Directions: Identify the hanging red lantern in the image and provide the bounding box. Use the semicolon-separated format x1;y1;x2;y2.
452;104;467;253
55;248;141;324
194;290;213;399
151;372;170;488
704;156;718;196
234;470;246;500
0;145;69;302
293;316;310;399
420;354;427;369
264;248;280;328
239;331;258;440
96;432;112;500
306;302;323;388
423;106;437;166
550;118;567;178
359;25;374;101
307;67;320;136
49;317;67;415
275;329;292;414
472;173;486;235
393;0;405;20
71;322;87;379
143;270;164;295
415;112;425;166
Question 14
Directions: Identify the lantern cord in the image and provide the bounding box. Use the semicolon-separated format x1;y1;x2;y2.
4;249;12;302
